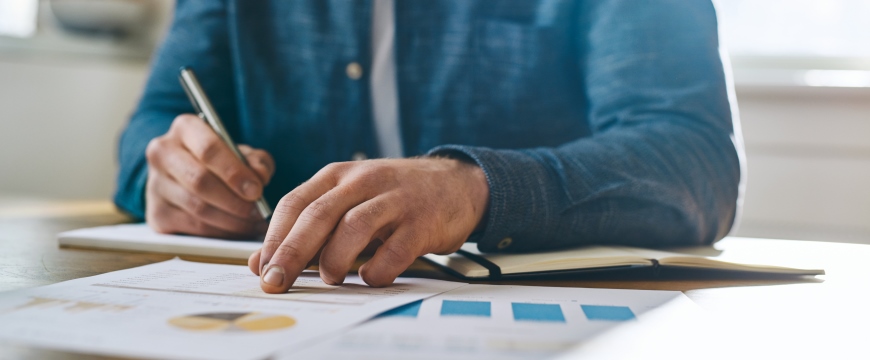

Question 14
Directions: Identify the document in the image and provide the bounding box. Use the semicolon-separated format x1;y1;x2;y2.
0;258;465;360
288;284;699;359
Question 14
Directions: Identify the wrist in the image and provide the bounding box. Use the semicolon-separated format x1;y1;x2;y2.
452;158;490;234
467;163;490;233
426;152;491;235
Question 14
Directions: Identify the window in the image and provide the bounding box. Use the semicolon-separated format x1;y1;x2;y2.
717;0;870;87
0;0;38;38
718;0;870;58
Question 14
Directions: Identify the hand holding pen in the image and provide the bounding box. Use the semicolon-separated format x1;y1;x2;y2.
142;67;274;238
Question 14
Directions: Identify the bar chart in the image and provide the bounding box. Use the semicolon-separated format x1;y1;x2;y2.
379;298;637;323
299;284;690;359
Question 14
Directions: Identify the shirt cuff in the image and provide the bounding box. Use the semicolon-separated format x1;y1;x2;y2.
427;144;557;253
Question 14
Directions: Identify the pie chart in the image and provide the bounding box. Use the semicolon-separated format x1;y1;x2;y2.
169;312;296;332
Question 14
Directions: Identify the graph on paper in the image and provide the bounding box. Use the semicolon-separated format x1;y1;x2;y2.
381;298;636;323
294;284;688;360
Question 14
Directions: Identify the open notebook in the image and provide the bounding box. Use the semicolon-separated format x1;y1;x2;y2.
58;224;261;259
423;243;825;279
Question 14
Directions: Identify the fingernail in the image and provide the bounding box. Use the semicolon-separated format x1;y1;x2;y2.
263;265;285;287
242;180;259;199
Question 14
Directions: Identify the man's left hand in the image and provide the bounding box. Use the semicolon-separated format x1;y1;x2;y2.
248;157;489;290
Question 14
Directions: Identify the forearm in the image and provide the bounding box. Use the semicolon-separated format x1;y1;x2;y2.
431;118;741;252
113;0;236;219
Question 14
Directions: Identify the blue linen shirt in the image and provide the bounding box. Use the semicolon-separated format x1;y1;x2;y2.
115;0;743;253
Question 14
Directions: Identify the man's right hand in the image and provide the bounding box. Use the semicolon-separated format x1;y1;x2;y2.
144;114;275;238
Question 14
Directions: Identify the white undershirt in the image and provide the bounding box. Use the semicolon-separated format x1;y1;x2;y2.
370;0;403;158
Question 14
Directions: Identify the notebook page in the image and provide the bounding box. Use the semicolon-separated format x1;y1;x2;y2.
58;224;263;259
460;243;653;276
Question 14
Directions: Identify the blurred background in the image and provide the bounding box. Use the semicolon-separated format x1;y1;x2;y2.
1;0;868;243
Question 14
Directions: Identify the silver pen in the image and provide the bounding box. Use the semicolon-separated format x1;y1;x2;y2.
178;66;272;219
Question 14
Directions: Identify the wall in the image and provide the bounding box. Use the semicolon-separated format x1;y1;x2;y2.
0;0;171;200
734;86;870;243
0;56;149;199
0;2;868;244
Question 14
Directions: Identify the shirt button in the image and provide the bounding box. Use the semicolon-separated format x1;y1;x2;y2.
346;62;363;80
352;152;368;161
497;237;513;250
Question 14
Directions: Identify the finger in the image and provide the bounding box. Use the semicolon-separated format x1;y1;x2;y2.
150;140;259;219
248;249;262;276
260;185;371;294
251;244;320;278
358;227;426;287
318;196;400;285
153;172;266;236
258;164;345;271
147;201;246;239
173;115;264;201
238;145;275;185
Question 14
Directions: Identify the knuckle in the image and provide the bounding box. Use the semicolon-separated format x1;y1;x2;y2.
322;162;344;173
276;192;307;216
169;115;196;135
185;195;209;217
195;138;223;163
184;167;210;193
350;164;391;188
331;185;355;199
302;199;332;223
320;162;349;180
173;113;197;126
221;162;248;182
262;231;285;248
342;209;374;237
145;137;166;162
380;243;412;268
274;241;306;262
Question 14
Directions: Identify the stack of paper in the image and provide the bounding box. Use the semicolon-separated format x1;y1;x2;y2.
0;225;716;359
0;259;464;360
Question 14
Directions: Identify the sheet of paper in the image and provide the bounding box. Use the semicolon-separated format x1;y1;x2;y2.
0;258;465;360
289;284;697;360
58;224;262;259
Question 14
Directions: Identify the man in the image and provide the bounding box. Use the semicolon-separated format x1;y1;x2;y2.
115;0;744;293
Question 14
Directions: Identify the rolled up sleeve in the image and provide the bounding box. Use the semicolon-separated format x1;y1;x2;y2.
430;0;742;253
114;0;238;219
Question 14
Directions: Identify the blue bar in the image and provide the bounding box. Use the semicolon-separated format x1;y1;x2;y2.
511;303;566;323
377;300;422;318
440;300;491;317
581;305;636;321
